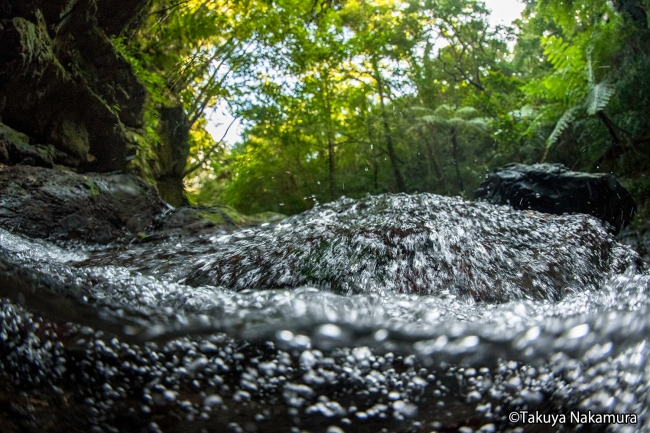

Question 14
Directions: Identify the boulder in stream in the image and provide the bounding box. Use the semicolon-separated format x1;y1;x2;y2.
474;163;636;232
0;165;166;243
185;193;638;303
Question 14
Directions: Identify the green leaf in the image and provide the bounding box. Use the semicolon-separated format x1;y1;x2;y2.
546;105;580;147
586;81;615;115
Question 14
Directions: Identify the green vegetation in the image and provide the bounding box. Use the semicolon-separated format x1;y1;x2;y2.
84;180;101;197
122;0;650;215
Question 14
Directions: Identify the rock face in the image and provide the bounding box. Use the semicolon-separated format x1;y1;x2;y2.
0;122;60;167
0;164;166;243
0;0;149;171
0;0;191;204
474;163;636;232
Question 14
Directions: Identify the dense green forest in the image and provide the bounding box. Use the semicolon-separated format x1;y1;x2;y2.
120;0;650;215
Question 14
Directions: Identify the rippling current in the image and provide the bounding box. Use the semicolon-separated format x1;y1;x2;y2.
1;193;649;432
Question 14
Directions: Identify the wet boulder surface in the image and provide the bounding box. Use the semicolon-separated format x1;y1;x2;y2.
474;163;637;233
0;165;167;243
184;194;636;302
0;177;650;432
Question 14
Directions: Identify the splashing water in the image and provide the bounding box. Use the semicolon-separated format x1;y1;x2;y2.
0;193;649;431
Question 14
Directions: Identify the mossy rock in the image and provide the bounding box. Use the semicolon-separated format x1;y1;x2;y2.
150;205;286;239
192;205;285;229
0;122;58;167
0;165;166;243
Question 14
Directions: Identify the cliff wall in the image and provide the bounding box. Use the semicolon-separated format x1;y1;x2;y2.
0;0;189;205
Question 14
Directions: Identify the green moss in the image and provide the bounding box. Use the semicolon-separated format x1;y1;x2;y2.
215;205;286;225
0;123;30;147
197;210;225;225
195;206;285;229
13;11;67;78
84;180;101;196
125;129;159;186
217;205;245;224
245;211;287;224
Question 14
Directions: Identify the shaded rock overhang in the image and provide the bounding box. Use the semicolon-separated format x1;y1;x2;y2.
0;0;150;172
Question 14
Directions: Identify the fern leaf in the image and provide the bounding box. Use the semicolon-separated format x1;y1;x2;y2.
466;117;489;130
419;114;445;125
546;105;580;148
409;106;433;113
455;106;479;118
433;104;455;118
586;82;615;115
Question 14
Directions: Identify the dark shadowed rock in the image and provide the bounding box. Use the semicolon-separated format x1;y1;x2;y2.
0;0;149;171
474;163;636;232
0;122;66;167
0;0;194;210
0;165;166;243
619;219;650;264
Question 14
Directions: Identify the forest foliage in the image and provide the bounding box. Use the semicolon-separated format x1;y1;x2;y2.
122;0;650;215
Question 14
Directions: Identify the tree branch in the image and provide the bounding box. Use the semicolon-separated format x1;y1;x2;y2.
184;116;239;177
597;111;622;147
150;0;193;16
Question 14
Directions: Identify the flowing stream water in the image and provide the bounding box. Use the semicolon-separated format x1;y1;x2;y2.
0;193;649;432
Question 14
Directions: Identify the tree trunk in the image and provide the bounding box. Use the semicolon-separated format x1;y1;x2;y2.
321;71;337;202
450;126;464;193
364;113;379;193
372;58;406;193
420;127;446;192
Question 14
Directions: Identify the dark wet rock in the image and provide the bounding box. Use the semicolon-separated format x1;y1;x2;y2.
0;122;69;167
0;163;282;245
0;165;166;243
186;193;638;302
619;219;650;264
474;163;636;233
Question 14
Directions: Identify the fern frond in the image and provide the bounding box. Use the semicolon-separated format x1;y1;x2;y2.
466;117;489;129
544;36;571;69
433;104;455;118
409;106;433;113
455;106;479;118
419;114;445;125
546;105;580;148
586;82;615;115
508;105;536;122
